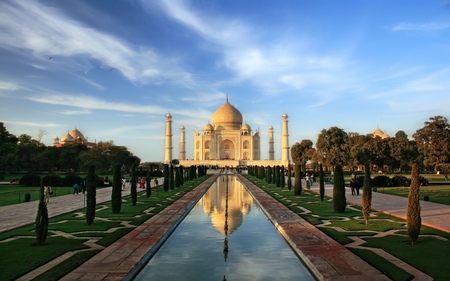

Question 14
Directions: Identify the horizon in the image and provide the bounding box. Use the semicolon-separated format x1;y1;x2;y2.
1;0;449;162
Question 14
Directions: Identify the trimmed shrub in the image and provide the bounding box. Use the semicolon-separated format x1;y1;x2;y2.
35;182;48;245
372;176;390;187
287;164;292;191
25;193;31;202
424;195;429;201
20;174;41;186
294;164;302;196
407;164;421;244
362;162;372;225
111;164;122;214
333;165;346;213
42;175;62;186
418;175;429;186
372;186;378;192
390;175;410;187
63;174;82;187
86;165;96;225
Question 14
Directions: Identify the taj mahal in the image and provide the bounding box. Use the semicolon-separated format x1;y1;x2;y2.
164;96;290;167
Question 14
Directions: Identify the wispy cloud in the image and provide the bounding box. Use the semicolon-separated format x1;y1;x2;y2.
58;109;92;115
4;121;61;127
392;22;450;31
0;0;193;86
0;81;20;90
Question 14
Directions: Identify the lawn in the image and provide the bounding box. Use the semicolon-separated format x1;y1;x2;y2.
245;175;450;281
0;175;211;280
376;185;450;205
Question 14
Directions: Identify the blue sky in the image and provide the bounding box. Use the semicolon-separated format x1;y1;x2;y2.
1;0;449;162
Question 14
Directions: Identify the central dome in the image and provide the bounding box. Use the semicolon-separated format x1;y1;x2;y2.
212;97;243;130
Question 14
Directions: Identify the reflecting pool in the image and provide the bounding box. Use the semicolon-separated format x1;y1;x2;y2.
135;175;315;280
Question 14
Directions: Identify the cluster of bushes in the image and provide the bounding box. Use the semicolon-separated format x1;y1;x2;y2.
19;173;105;187
356;175;429;188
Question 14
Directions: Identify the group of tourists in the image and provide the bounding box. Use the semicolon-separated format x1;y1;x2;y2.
73;181;86;195
349;173;361;195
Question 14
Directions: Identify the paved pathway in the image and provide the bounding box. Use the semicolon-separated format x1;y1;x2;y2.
0;178;163;234
306;181;450;233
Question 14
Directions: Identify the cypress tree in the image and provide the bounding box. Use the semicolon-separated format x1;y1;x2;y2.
362;162;372;224
112;164;122;213
294;164;302;195
272;166;276;184
281;166;285;188
175;167;180;187
179;165;184;186
146;170;152;198
407;163;421;244
333;164;346;213
169;164;174;190
131;164;137;205
163;164;169;191
274;166;279;187
268;166;272;183
287;164;292;190
319;164;325;202
35;180;48;245
86;165;96;224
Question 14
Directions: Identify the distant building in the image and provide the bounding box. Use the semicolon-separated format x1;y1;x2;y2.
372;127;390;139
53;127;96;148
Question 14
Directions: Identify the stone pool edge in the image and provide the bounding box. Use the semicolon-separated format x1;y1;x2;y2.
237;175;389;281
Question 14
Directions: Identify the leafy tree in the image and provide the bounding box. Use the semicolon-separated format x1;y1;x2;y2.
407;164;421;244
319;164;324;202
163;164;169;191
111;164;122;213
348;133;371;169
316;127;349;167
389;131;416;172
362;162;372;225
333;164;346;213
0;123;18;167
438;163;450;181
131;164;137;205
35;181;48;245
287;164;292;190
86;165;96;225
146;170;152;198
291;139;314;170
362;137;390;171
413;116;450;171
294;164;302;195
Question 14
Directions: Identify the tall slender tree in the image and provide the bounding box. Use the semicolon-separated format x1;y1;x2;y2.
35;181;48;245
275;166;280;187
86;165;96;224
163;164;169;191
407;163;421;244
362;162;372;224
272;166;276;184
294;164;302;195
287;164;292;190
333;164;346;213
169;164;174;190
131;164;137;205
146;170;152;198
280;166;285;188
112;164;122;213
319;164;325;202
179;165;184;186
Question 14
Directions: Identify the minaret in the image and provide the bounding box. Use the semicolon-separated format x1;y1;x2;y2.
180;126;186;160
164;113;173;164
268;126;274;160
281;113;289;167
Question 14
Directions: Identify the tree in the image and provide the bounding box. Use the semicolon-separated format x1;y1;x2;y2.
362;162;372;225
272;166;276;184
86;165;96;225
169;164;174;190
35;181;48;245
407;164;421;244
287;164;292;190
413;116;450;171
438;163;450;181
316;127;349;167
175;167;180;187
111;164;122;213
131;164;137;205
291;140;313;170
389;131;416;172
294;164;302;195
179;165;184;186
362;137;390;171
333;164;346;213
146;170;152;198
163;164;169;191
276;166;280;187
319;164;325;202
0;123;18;167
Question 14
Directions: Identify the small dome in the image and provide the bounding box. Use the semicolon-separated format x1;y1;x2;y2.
241;123;251;131
282;113;288;119
166;113;172;119
69;127;85;141
204;123;214;131
269;126;273;130
181;125;185;130
61;132;75;143
54;136;60;141
212;97;243;130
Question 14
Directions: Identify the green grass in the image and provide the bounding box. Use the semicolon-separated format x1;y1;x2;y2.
0;175;211;280
246;175;450;281
377;185;450;205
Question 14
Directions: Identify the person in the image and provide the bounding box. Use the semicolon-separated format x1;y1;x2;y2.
351;172;356;180
81;180;86;194
73;183;79;195
122;177;126;190
44;186;53;204
309;173;314;186
141;177;146;189
355;180;361;195
350;178;356;195
305;174;310;189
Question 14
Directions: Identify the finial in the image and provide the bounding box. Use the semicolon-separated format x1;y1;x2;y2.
226;94;228;103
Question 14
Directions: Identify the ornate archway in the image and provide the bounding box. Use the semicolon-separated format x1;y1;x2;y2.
219;139;235;160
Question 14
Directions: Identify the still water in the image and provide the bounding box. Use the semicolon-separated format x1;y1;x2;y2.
135;175;315;280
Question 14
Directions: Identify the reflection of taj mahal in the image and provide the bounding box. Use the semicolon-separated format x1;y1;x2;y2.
165;95;290;167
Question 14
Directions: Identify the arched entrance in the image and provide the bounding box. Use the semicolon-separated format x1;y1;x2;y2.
219;139;235;160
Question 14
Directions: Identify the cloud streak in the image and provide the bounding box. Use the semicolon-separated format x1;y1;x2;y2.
392;22;450;31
